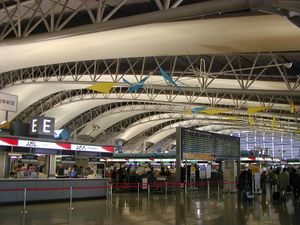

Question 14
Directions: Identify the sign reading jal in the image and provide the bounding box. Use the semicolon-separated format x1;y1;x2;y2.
30;117;55;136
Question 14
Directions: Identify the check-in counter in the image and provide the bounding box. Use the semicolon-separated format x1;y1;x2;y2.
0;178;109;204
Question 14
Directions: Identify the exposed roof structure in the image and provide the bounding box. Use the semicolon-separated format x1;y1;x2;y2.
0;0;299;157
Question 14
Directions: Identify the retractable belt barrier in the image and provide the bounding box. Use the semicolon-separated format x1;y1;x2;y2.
0;180;238;213
0;180;238;192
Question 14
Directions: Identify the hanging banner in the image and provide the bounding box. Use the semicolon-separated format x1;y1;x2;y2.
0;92;18;112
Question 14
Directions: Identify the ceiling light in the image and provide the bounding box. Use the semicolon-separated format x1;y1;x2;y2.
284;62;293;68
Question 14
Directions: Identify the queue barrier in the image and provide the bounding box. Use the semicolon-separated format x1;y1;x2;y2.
0;180;238;213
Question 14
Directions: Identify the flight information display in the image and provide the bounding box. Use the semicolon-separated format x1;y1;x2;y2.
179;128;240;160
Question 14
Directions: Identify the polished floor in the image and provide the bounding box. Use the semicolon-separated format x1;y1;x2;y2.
0;189;300;225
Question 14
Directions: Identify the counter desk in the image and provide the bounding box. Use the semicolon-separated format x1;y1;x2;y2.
0;178;109;204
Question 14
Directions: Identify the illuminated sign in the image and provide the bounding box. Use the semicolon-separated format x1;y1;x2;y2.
30;117;55;136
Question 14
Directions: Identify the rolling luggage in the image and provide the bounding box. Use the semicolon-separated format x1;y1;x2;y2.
273;191;280;200
245;191;255;202
272;184;280;200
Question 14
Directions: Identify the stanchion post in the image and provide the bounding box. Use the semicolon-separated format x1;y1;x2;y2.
106;182;109;199
110;183;113;205
20;188;28;214
207;180;210;200
217;181;220;195
184;182;187;195
165;182;168;198
137;183;140;200
147;184;151;205
69;187;74;210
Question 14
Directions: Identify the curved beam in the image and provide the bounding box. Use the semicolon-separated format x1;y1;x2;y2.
77;104;186;138
1;82;298;124
0;0;260;44
1;15;300;73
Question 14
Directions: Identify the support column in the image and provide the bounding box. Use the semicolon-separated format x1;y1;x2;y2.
223;160;236;193
46;155;56;177
0;152;9;178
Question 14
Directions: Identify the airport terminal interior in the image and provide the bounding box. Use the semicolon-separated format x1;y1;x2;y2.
0;0;300;225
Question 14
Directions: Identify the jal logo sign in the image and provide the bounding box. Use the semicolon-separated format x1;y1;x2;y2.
26;141;37;147
75;145;86;151
30;117;55;136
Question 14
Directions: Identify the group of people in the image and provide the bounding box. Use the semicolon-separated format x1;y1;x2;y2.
109;165;172;185
266;167;300;201
239;166;300;201
56;165;94;178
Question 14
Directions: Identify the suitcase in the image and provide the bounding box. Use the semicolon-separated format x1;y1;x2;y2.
273;192;280;200
243;191;254;202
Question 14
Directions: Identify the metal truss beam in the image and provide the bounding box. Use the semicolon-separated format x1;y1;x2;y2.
12;87;300;130
0;0;259;42
2;54;298;88
65;102;172;135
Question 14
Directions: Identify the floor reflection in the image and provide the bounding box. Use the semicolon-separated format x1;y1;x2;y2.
0;190;300;225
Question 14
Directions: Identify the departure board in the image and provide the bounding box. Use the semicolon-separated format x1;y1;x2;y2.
179;128;240;160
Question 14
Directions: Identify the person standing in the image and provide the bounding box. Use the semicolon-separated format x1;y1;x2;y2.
295;168;300;202
278;168;289;200
260;171;267;194
111;167;117;187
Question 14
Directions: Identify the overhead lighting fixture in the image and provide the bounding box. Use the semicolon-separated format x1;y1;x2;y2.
283;62;293;69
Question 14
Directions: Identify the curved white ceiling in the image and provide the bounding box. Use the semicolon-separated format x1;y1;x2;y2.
145;119;249;144
146;128;177;146
116;112;232;141
1;15;300;73
0;81;297;124
77;104;190;138
0;83;86;121
44;99;128;129
78;110;150;138
116;119;173;142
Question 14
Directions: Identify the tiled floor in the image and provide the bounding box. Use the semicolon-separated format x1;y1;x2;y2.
0;190;299;225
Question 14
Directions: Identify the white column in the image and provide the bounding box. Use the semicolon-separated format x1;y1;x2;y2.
48;155;56;176
0;152;9;178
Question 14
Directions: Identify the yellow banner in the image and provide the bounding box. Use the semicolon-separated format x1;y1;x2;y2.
0;121;11;129
248;115;255;127
247;106;271;114
227;116;238;121
290;102;296;113
87;82;116;94
183;109;192;115
272;116;277;128
201;109;230;115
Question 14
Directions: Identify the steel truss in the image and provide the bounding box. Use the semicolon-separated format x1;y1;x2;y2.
93;115;186;145
2;53;299;145
65;101;173;135
13;86;300;133
1;53;299;88
2;53;300;114
0;0;188;41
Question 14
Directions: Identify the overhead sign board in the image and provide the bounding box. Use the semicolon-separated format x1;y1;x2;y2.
30;117;55;136
0;137;114;154
179;128;240;160
0;92;18;112
183;152;215;161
